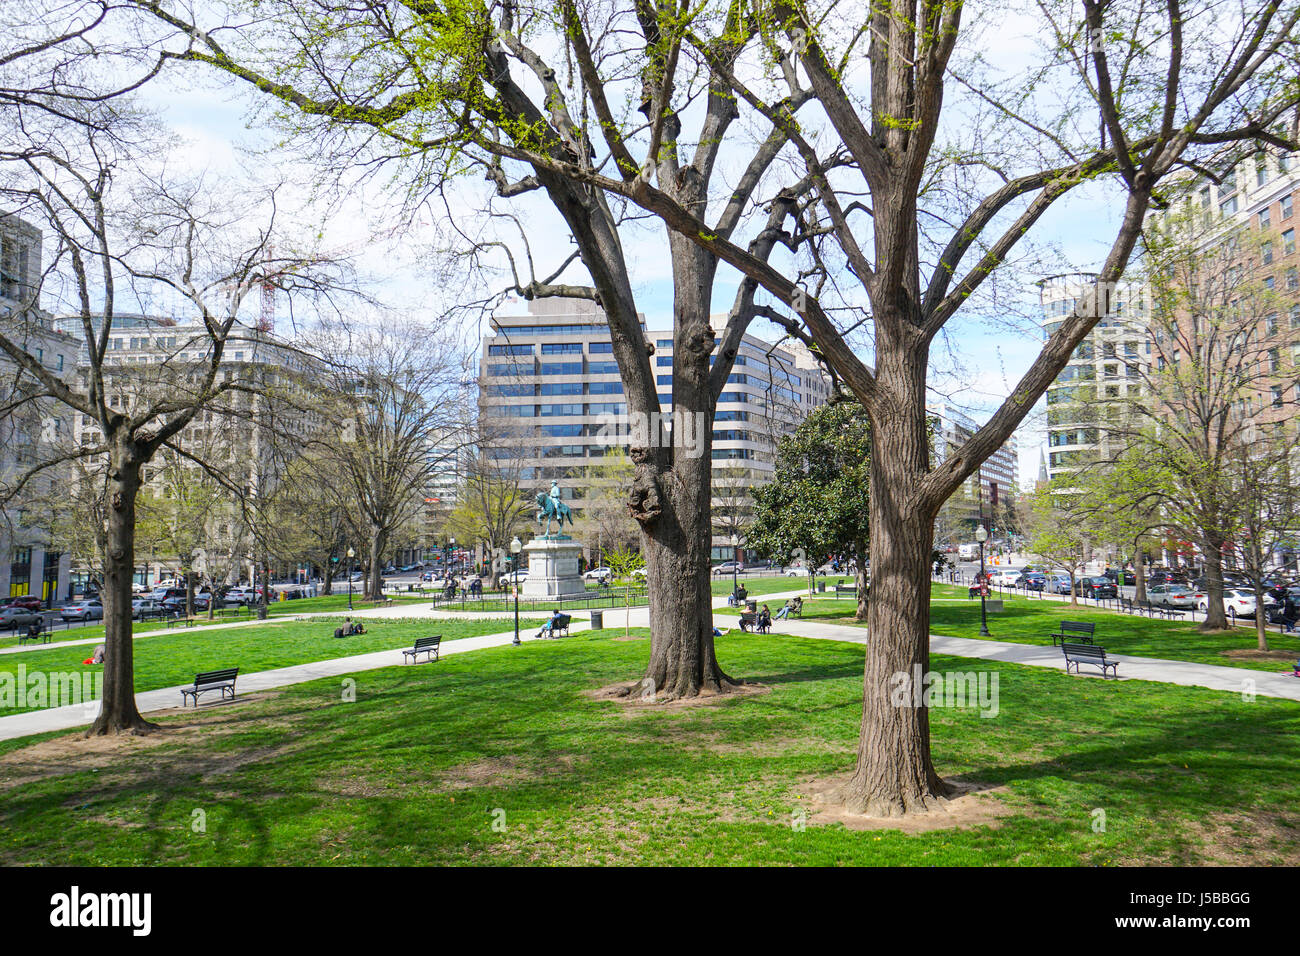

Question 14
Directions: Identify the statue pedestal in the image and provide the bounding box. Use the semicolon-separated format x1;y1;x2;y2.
521;536;587;600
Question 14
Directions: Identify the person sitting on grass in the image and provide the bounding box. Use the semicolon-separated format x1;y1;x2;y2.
341;617;366;636
536;608;565;640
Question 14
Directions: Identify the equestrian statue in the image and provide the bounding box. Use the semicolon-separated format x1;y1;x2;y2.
535;480;574;536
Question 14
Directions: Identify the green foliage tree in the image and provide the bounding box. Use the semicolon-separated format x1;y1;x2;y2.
748;399;870;620
603;544;645;639
1024;484;1089;606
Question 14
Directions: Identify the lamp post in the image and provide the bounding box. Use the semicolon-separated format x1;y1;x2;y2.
510;536;522;645
975;524;990;636
346;547;355;611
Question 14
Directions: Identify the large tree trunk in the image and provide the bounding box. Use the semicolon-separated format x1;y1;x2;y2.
632;243;735;700
833;346;950;815
88;452;158;736
1199;536;1228;630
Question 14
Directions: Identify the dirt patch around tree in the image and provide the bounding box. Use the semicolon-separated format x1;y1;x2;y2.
799;774;1012;832
586;680;770;709
1219;648;1299;664
0;692;284;789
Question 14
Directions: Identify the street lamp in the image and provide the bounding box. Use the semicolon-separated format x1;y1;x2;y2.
510;536;523;645
975;524;990;636
730;533;740;604
345;548;356;608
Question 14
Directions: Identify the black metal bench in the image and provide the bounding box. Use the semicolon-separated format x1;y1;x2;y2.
180;668;239;707
1048;620;1095;646
16;622;50;645
403;635;441;663
738;612;770;633
834;584;857;599
1061;642;1119;679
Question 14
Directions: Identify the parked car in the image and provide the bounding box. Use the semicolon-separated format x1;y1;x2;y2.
131;597;167;618
1147;584;1197;608
0;605;42;627
1047;573;1075;595
0;595;43;612
583;567;613;584
712;561;744;576
1016;572;1047;591
988;568;1023;587
1213;589;1262;617
60;599;103;622
500;569;529;585
1078;576;1117;599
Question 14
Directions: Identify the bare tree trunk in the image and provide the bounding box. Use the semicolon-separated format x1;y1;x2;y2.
834;349;949;815
1134;553;1147;603
88;453;158;736
1200;537;1229;630
1069;570;1078;607
366;527;386;602
1253;583;1270;651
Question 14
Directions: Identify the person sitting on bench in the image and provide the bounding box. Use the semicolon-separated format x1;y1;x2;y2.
757;605;772;632
536;608;564;639
775;597;802;620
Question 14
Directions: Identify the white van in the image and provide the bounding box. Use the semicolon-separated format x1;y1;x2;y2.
958;543;978;560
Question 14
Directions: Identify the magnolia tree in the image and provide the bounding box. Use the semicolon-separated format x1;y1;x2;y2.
134;0;1300;815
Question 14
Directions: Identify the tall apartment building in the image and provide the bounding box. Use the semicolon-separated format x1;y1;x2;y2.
1038;274;1152;485
477;297;831;560
929;401;1020;531
0;212;74;603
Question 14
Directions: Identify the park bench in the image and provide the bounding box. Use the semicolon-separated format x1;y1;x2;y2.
1061;642;1119;679
1048;620;1095;646
402;635;442;664
738;612;771;633
834;583;858;599
166;615;200;629
180;668;239;707
550;613;571;638
16;622;50;645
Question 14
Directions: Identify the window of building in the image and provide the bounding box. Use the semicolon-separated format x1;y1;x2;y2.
656;356;673;366
1288;267;1299;291
656;374;672;385
586;402;625;416
541;342;581;354
488;384;534;396
488;344;532;356
1267;313;1280;335
540;382;581;396
540;403;582;416
1257;154;1270;187
487;362;532;377
1260;207;1271;229
1282;194;1294;219
588;381;623;395
1284;228;1296;255
540;362;582;376
588;342;614;353
1263;240;1274;264
586;361;619;374
1272;385;1284;407
540;424;582;437
1220;196;1238;215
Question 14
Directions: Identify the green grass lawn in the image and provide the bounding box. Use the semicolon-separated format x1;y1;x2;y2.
0;616;545;715
710;574;825;597
1;629;1296;865
776;594;1300;671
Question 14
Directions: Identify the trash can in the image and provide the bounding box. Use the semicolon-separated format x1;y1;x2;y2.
817;581;825;593
590;610;604;630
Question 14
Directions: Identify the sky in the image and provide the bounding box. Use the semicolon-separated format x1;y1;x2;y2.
129;15;1136;491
